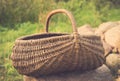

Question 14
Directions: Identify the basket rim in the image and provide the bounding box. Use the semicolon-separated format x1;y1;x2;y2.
15;33;73;43
15;32;101;44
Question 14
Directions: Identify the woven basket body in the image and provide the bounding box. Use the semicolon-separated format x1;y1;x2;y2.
11;9;105;77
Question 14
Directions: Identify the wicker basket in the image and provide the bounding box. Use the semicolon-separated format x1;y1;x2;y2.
10;9;105;77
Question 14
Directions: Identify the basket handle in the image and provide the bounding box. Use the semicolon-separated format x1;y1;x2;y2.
45;9;78;34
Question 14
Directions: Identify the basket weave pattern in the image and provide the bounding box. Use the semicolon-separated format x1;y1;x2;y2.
11;9;105;76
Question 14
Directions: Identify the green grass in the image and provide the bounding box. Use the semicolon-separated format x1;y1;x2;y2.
0;22;41;81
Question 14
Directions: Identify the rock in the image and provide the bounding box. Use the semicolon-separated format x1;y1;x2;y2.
102;40;113;56
77;24;95;35
116;77;120;81
95;21;119;36
24;65;114;81
104;25;120;53
95;21;120;55
106;53;120;77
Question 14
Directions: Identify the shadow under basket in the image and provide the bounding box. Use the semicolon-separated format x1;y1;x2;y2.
24;65;114;81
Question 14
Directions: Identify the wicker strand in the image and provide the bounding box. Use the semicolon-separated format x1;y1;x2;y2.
45;9;77;33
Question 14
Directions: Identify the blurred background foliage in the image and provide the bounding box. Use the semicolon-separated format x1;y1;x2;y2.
0;0;120;28
0;0;120;81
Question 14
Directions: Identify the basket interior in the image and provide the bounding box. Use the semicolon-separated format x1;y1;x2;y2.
20;33;68;40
